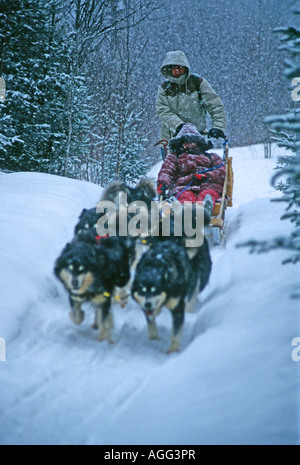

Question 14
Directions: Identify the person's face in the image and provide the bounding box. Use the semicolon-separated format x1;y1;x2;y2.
183;142;197;150
171;65;186;78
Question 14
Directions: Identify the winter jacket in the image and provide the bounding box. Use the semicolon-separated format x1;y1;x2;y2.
157;123;226;198
156;51;226;141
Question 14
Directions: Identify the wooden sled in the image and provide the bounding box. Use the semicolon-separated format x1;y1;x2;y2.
205;139;233;245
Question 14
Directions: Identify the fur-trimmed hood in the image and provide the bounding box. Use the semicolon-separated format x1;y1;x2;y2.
168;123;213;155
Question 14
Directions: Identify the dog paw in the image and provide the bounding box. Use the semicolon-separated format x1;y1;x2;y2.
166;344;180;354
98;328;113;344
147;321;159;340
69;310;84;325
98;336;114;345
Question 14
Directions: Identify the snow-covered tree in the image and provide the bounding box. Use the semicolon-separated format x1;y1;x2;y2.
51;0;158;183
240;9;300;275
85;0;157;185
0;0;93;176
2;0;293;179
0;1;63;171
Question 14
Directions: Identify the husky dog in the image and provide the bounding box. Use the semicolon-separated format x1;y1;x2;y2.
54;233;135;342
99;177;157;239
73;207;100;236
100;177;156;208
98;177;157;269
73;177;156;238
131;237;212;353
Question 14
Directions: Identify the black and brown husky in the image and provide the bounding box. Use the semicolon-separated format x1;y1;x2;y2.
131;236;212;353
54;232;135;342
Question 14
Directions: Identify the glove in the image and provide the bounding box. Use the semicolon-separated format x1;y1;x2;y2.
193;173;207;183
173;123;184;137
208;128;225;139
157;183;168;198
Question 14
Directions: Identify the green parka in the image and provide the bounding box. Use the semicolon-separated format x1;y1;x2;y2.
156;51;226;141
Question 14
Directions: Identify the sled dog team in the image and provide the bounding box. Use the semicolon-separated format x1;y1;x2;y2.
54;48;228;353
54;178;212;354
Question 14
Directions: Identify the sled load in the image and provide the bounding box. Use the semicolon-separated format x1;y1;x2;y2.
156;123;233;245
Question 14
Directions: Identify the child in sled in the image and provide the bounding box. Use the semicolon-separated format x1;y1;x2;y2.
157;123;226;210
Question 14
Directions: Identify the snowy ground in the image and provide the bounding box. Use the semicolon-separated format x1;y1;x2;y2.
0;143;299;445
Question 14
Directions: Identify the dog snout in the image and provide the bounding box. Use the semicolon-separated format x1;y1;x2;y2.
71;277;80;289
144;301;153;311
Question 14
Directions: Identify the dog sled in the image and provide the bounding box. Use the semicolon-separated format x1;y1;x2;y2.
156;134;233;246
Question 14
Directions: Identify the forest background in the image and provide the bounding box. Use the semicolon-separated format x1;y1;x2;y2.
0;0;297;184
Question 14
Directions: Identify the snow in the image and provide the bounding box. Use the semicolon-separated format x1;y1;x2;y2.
0;144;299;445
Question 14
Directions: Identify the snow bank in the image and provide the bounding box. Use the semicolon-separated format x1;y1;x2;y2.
0;172;102;342
0;144;299;445
102;198;299;445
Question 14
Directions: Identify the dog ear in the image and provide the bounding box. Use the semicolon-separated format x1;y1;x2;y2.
78;208;87;219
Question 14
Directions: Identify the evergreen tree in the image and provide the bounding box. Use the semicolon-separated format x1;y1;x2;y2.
53;37;93;179
85;0;155;186
0;1;62;171
95;102;149;186
240;10;300;280
0;0;92;176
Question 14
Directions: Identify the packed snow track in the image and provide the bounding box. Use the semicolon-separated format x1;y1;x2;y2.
0;144;299;445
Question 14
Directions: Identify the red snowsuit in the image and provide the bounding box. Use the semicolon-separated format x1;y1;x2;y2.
157;123;226;204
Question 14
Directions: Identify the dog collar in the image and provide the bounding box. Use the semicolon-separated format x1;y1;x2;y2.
95;234;109;243
71;290;111;300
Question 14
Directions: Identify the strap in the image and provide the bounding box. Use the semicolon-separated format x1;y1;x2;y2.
162;74;203;101
191;74;203;101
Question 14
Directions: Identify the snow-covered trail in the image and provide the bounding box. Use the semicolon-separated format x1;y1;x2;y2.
0;144;299;445
0;171;200;444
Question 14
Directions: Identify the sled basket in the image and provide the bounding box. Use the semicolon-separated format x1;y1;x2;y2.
157;136;233;246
